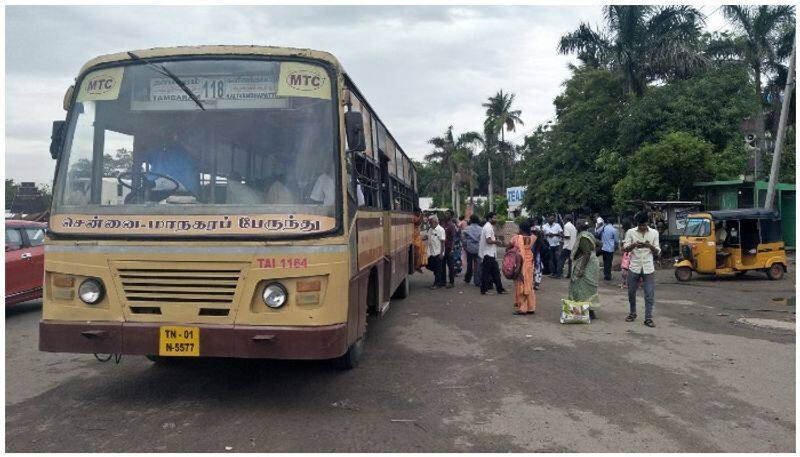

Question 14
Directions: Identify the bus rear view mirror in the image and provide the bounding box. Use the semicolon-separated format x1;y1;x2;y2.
50;120;66;160
345;111;366;152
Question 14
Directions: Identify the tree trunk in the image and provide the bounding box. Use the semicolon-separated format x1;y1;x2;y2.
450;161;456;211
754;68;766;181
488;151;494;212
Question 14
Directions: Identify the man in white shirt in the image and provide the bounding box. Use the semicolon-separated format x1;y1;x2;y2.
421;214;446;289
560;215;578;279
479;212;507;295
623;211;661;328
542;214;564;278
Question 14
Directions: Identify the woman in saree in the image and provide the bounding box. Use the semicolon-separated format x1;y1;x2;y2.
509;220;536;315
412;208;427;272
569;220;600;317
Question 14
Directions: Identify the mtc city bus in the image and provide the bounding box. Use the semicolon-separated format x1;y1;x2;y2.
40;46;418;368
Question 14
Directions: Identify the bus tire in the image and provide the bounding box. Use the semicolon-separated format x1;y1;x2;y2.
674;266;692;282
766;263;785;280
392;274;410;299
333;338;364;369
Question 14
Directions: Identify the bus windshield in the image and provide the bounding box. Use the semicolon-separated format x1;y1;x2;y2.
51;58;339;237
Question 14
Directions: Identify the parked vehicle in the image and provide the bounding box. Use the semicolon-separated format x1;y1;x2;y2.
5;220;46;305
674;209;787;281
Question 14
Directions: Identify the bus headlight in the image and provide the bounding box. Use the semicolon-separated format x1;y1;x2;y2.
262;283;288;308
78;279;104;304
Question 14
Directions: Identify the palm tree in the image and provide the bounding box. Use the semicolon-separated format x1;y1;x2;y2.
426;126;458;210
558;5;706;96
706;5;795;178
453;131;484;215
482;90;523;211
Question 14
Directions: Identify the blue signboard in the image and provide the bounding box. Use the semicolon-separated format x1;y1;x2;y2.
506;186;527;207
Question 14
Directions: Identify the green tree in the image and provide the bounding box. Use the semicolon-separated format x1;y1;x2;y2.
705;5;795;177
426;126;457;210
612;132;715;209
779;126;795;183
558;5;706;96
482;90;523;209
520;67;626;214
5;179;20;209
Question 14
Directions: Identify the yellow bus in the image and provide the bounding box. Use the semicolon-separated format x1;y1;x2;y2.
40;46;418;368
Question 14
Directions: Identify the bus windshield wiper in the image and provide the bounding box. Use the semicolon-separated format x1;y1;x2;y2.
127;52;205;111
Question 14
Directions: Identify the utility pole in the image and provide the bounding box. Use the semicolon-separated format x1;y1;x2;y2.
765;42;796;210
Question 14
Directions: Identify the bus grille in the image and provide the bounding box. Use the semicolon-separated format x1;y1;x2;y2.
112;262;245;318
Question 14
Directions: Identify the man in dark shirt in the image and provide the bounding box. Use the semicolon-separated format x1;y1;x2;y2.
443;209;458;288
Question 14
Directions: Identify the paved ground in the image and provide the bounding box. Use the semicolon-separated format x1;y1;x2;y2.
6;263;796;452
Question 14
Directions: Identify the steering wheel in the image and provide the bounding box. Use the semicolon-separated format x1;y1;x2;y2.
117;171;180;203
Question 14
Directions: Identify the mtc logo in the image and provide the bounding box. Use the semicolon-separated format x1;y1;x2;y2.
86;75;116;95
286;71;324;91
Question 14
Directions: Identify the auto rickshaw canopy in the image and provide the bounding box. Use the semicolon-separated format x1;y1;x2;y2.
707;209;781;221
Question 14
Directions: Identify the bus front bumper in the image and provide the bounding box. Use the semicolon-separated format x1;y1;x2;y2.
39;320;348;360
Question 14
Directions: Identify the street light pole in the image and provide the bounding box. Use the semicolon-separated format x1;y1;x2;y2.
764;42;796;210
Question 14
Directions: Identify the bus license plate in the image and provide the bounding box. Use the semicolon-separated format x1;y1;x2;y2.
159;326;200;357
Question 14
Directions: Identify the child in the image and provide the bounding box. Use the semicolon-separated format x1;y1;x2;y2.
620;250;631;289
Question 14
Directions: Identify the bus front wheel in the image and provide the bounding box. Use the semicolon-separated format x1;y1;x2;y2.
333;338;364;369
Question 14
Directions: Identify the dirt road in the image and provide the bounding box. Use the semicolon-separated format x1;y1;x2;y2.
5;267;795;452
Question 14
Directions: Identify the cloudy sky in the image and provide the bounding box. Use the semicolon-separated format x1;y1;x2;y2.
5;5;730;186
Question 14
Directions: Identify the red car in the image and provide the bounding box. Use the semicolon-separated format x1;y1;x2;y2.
5;220;46;305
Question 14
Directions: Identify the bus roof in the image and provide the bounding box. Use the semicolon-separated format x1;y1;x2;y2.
78;45;343;77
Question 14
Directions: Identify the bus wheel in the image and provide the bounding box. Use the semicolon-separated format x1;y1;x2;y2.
766;263;785;280
674;266;692;282
392;274;410;299
333;338;364;370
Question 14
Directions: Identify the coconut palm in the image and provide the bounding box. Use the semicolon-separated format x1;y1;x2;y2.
482;90;524;211
558;5;706;96
426;126;457;210
705;5;795;178
453;131;484;214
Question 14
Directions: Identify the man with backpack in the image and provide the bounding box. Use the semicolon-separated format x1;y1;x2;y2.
479;212;507;295
462;214;483;287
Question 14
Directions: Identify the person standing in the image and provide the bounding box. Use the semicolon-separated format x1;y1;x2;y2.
534;216;550;276
597;218;619;281
569;220;600;318
509;220;536;314
479;212;507;295
531;225;544;290
623;211;661;327
462;214;483;287
442;210;457;288
411;208;427;272
422;214;446;289
561;215;577;279
542;214;564;278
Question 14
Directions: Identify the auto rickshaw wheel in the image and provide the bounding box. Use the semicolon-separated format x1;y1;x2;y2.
674;266;692;282
766;263;785;280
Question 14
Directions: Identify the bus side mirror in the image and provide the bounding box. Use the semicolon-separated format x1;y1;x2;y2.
344;111;366;152
50;120;66;160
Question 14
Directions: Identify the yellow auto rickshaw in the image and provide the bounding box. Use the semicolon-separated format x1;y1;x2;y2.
674;209;788;281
